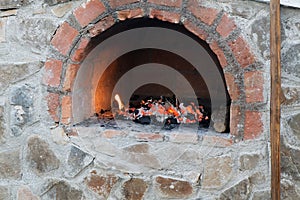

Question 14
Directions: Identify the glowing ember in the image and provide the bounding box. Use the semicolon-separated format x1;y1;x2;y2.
111;95;210;129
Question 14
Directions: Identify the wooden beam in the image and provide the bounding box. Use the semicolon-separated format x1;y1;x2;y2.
270;0;281;199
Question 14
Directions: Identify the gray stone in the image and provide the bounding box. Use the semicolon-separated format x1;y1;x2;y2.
219;178;252;200
11;86;34;108
288;113;300;140
154;145;184;169
45;0;73;6
0;105;4;143
231;1;265;19
93;137;121;157
0;64;30;92
249;172;266;185
202;156;233;189
0;186;10;200
51;3;73;18
281;179;300;200
27;136;60;174
251;16;270;59
7;18;56;55
122;152;161;169
42;180;83;200
10;85;35;136
0;18;6;43
0;63;42;93
252;190;271;200
281;139;300;181
0;0;28;9
51;127;69;145
282;44;300;78
282;87;299;105
65;145;94;178
239;154;260;171
0;149;21;180
169;150;203;173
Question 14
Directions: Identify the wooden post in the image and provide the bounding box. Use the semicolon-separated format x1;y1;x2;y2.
270;0;281;199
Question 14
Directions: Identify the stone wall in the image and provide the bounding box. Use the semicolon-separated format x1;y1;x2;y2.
280;5;300;199
0;0;299;199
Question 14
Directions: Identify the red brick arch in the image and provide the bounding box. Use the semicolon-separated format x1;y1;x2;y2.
44;0;265;141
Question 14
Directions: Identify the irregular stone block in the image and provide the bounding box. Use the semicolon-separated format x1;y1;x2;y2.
122;152;161;169
93;137;121;157
202;156;233;189
201;135;233;147
282;44;300;79
169;150;202;174
44;0;72;6
26;136;60;174
282;87;299;106
288;113;300;140
50;3;72;18
17;186;39;200
219;178;252;200
0;149;21;180
0;186;9;200
155;176;193;198
0;18;6;43
252;190;271;200
10;85;35;108
51;127;69;145
85;171;118;198
7;18;56;55
10;85;35;136
249;172;266;185
281;179;300;200
154;144;184;169
0;105;4;143
251;16;270;59
123;143;150;153
281;138;300;181
169;132;198;144
65;145;94;178
0;0;28;9
239;154;260;171
0;63;42;93
122;178;148;200
42;180;83;200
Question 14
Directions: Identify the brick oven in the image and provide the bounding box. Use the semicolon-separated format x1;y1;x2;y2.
5;0;300;199
41;0;269;199
46;1;265;142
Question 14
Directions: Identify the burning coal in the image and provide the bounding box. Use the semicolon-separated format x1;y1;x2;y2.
110;94;210;130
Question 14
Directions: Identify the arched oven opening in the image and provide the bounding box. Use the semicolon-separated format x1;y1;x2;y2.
73;18;231;133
